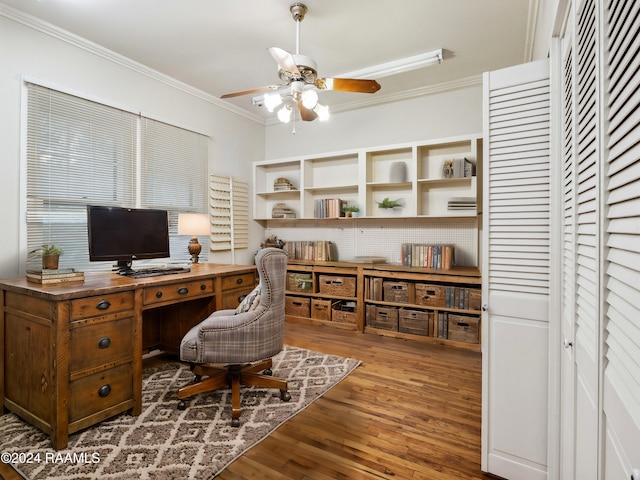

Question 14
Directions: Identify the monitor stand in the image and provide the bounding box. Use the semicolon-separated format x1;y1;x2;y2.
115;260;134;275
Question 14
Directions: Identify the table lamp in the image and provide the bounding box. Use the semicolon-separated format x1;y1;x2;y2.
177;213;210;264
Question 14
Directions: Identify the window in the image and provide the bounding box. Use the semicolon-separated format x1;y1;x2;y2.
25;82;209;272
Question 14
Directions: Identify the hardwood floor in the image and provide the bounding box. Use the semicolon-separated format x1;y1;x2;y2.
218;320;492;480
1;320;493;480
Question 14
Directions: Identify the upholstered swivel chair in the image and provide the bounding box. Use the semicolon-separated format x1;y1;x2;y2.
177;247;291;426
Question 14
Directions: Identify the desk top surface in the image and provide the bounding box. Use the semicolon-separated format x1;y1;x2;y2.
0;263;257;300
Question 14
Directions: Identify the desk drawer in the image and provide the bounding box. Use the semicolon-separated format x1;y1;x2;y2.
69;362;133;423
220;272;255;291
221;286;256;310
69;316;134;375
70;292;134;320
143;279;214;306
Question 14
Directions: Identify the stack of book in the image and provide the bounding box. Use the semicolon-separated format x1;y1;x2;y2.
447;197;477;211
401;243;455;269
26;268;85;284
273;177;296;191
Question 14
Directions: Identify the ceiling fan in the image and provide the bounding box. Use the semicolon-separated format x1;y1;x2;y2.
220;2;381;123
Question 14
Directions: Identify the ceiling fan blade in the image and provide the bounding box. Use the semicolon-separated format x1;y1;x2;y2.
220;85;282;99
298;101;318;122
315;78;381;94
268;47;301;77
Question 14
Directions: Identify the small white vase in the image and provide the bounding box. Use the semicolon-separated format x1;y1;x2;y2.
389;162;407;183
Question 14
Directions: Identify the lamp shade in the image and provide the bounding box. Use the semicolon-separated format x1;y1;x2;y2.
178;213;210;236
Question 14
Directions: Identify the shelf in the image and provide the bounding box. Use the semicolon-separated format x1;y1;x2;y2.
254;134;482;220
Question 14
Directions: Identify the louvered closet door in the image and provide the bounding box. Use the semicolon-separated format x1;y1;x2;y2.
482;59;551;480
567;0;601;477
602;0;640;476
559;10;578;480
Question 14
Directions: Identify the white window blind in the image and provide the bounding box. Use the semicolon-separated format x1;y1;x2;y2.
141;118;210;262
209;174;249;251
25;82;209;271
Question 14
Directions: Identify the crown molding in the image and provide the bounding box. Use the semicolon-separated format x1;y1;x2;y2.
0;4;265;125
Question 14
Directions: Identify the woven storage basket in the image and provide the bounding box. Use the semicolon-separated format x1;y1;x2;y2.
318;275;356;297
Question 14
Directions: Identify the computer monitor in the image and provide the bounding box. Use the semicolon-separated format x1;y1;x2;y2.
87;205;170;273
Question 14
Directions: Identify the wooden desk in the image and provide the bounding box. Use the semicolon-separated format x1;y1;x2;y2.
0;263;257;449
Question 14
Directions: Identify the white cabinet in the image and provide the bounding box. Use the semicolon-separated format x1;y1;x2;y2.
254;134;482;220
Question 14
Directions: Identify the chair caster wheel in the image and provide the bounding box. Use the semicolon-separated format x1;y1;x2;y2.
231;418;240;427
177;400;187;410
280;390;291;402
193;374;202;383
264;368;273;376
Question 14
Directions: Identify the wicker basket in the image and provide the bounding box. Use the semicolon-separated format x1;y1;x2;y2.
318;275;356;297
285;296;310;317
286;272;313;293
366;305;398;331
415;283;446;307
447;314;480;344
331;300;357;324
311;299;332;321
399;309;433;336
383;281;410;303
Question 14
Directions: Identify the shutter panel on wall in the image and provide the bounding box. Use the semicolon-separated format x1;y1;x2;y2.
209;174;249;252
482;59;551;480
602;0;640;476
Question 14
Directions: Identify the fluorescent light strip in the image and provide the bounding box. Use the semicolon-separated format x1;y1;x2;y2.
338;48;443;79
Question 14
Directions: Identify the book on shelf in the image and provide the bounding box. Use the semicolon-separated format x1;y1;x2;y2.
283;240;337;261
26;268;85;284
442;158;475;179
401;243;455;269
314;198;346;218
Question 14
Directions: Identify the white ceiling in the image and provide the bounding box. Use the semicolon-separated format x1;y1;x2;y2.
1;0;535;122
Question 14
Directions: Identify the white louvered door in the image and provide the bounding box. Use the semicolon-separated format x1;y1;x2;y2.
571;0;601;477
601;0;640;476
482;59;551;480
559;9;577;479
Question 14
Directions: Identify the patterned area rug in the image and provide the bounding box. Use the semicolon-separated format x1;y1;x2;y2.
0;345;360;480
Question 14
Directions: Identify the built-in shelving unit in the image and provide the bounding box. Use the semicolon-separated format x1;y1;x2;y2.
253;134;482;221
283;260;481;351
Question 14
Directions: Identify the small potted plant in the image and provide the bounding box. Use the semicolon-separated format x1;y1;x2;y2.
342;204;360;218
376;197;402;209
42;245;63;270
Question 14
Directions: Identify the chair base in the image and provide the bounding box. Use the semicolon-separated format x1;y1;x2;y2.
177;358;291;426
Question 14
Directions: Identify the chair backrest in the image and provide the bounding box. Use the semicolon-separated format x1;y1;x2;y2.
254;247;287;316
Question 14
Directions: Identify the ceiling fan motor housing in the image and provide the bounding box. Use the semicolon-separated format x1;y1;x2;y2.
278;54;318;84
290;3;307;22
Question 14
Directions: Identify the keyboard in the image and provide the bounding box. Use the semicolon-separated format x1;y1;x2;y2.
124;267;191;278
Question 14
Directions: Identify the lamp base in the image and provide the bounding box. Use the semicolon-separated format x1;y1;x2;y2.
188;237;202;264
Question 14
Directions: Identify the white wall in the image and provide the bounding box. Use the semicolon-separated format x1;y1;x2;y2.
264;82;483;159
0;12;265;277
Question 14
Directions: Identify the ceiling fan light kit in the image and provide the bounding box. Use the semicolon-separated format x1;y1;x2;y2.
221;2;383;129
